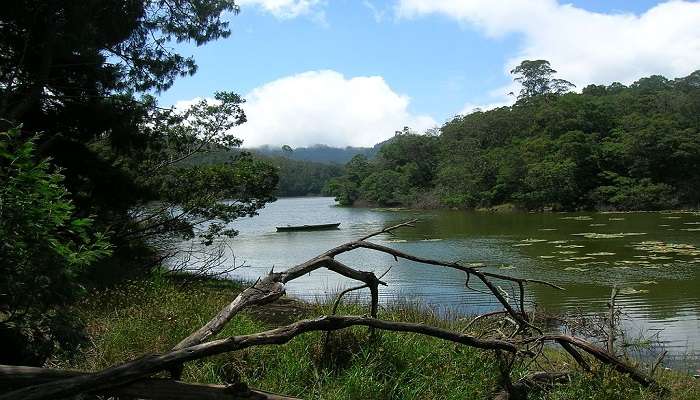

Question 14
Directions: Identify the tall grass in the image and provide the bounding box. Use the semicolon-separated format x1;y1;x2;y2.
52;275;700;400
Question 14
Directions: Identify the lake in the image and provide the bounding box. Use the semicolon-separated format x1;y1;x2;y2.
175;197;700;367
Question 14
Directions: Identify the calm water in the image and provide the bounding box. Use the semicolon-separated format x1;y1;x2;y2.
175;197;700;365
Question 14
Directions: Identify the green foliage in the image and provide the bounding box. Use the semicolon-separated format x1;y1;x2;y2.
56;276;700;400
0;128;111;365
511;59;575;99
332;66;700;211
329;132;440;207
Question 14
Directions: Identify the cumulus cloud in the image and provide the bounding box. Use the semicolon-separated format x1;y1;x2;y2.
177;71;436;148
397;0;700;88
238;0;325;20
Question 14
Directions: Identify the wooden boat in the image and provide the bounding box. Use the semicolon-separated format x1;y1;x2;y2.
276;223;340;232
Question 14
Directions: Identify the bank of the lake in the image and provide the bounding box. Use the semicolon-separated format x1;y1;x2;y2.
56;275;700;400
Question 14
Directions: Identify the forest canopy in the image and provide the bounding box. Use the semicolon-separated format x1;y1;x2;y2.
328;62;700;211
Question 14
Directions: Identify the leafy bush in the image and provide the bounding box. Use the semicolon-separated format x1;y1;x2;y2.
0;128;111;365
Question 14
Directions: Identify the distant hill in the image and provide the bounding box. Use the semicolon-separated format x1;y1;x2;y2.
250;143;385;164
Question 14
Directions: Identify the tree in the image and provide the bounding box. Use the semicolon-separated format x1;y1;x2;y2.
510;60;574;99
0;128;111;364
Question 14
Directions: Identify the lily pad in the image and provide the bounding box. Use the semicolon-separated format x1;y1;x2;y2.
564;267;588;272
572;232;647;239
619;287;650;295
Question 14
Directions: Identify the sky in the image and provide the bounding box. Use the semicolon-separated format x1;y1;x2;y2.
161;0;700;148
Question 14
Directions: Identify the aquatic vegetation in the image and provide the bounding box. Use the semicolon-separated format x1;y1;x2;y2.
619;287;650;295
520;238;548;243
556;250;578;254
633;241;700;256
570;256;595;261
561;216;593;221
572;232;647;239
586;252;616;256
548;240;569;244
564;267;588;272
559;259;576;262
556;244;585;248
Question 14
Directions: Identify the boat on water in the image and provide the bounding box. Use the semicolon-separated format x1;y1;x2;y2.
276;223;341;232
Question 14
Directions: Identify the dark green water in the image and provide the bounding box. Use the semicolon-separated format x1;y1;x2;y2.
177;197;700;365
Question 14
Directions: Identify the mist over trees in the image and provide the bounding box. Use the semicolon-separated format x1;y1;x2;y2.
328;62;700;211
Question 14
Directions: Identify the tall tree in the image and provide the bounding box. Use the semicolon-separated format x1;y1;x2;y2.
510;60;575;99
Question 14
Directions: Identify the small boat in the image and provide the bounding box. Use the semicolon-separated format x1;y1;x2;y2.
276;223;341;232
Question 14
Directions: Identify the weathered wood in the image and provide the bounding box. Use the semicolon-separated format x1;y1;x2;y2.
546;334;661;390
0;315;516;400
0;365;299;399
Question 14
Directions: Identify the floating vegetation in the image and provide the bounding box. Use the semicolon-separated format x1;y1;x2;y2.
648;255;672;260
564;267;588;272
577;261;609;266
572;232;647;239
561;216;593;221
632;241;700;256
614;260;651;265
556;244;585;248
556;250;578;255
539;255;556;259
521;238;548;243
589;223;607;227
586;252;616;256
609;217;625;221
619;287;650;295
548;240;569;244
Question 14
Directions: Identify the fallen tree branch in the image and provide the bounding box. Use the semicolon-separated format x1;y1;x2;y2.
0;365;299;400
0;315;516;400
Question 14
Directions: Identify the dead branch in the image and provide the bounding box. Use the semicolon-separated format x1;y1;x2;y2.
0;365;299;400
0;315;516;400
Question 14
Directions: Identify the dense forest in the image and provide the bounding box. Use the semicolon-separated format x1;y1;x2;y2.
187;149;343;196
328;62;700;211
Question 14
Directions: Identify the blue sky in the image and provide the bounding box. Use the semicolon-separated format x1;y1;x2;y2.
160;0;700;147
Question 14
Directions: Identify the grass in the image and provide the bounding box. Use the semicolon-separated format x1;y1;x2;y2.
52;274;700;400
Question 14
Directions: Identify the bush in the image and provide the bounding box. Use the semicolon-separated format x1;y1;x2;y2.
0;128;111;365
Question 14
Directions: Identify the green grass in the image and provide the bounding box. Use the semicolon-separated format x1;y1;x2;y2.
53;275;700;400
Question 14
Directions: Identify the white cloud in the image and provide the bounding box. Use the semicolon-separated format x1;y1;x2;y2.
238;0;326;20
397;0;700;88
215;70;436;147
363;1;387;23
